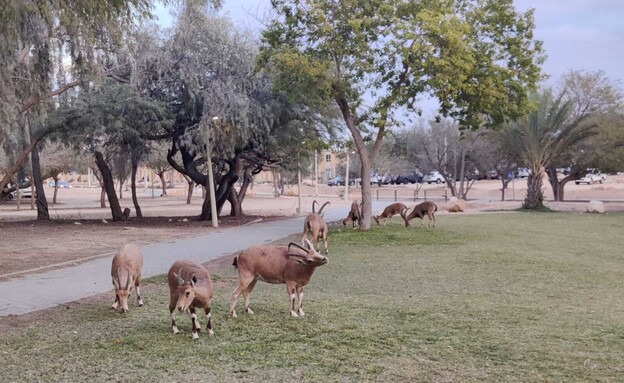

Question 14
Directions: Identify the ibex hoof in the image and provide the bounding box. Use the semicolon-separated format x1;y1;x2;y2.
138;300;144;307
172;326;180;334
192;332;199;340
231;311;238;318
290;311;299;318
245;308;254;315
208;329;214;335
298;309;306;317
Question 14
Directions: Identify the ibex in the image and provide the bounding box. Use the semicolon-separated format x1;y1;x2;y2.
303;200;330;254
373;202;407;225
230;239;328;318
167;260;214;340
342;198;362;229
111;243;144;313
401;201;437;228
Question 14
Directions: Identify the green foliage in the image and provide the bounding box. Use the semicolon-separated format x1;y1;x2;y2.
50;80;170;158
262;0;544;131
2;213;624;382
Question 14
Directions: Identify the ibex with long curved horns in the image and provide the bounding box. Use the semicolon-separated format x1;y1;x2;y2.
303;200;330;254
230;239;328;318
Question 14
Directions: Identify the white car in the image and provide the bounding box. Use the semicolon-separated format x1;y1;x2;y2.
575;172;606;185
424;171;445;184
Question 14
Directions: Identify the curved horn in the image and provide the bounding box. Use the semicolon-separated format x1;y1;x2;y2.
318;201;330;215
312;200;319;214
125;271;132;290
303;238;315;250
400;206;409;219
288;242;308;253
173;271;185;285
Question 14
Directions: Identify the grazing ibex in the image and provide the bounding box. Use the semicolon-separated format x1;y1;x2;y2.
230;239;328;318
373;202;407;225
167;260;214;340
303;200;330;254
111;243;144;313
342;198;362;229
401;201;437;228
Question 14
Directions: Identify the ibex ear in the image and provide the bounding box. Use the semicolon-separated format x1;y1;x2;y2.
191;275;197;287
112;277;120;290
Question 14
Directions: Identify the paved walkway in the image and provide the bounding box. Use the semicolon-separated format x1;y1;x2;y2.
0;205;376;316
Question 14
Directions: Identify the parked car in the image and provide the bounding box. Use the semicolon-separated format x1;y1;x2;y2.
394;173;423;184
9;188;36;200
423;171;445;184
515;168;530;178
49;180;71;188
575;171;606;185
326;176;355;186
327;176;345;186
487;170;500;180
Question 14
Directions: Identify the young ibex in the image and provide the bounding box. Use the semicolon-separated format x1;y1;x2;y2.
167;260;214;340
401;201;437;228
303;200;330;254
342;198;362;229
111;243;144;313
373;202;407;225
230;239;328;318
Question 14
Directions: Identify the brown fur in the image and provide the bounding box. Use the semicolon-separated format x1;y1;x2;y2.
303;200;330;254
110;243;143;313
167;260;214;339
400;201;438;228
342;198;362;228
230;240;328;318
373;202;407;225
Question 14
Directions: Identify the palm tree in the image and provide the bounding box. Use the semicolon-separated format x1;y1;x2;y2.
507;91;593;209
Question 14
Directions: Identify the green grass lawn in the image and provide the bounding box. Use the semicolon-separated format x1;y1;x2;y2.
2;212;624;382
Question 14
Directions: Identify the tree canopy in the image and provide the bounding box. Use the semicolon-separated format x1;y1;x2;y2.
260;0;544;228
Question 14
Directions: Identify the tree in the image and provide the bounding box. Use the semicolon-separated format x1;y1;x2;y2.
0;0;153;196
136;9;333;221
146;143;174;197
52;80;168;221
506;91;593;209
39;142;74;204
544;70;624;201
262;0;544;229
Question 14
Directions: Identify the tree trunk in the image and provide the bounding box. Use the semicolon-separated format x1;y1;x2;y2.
159;171;167;196
182;175;193;204
100;188;106;208
238;168;253;206
131;156;142;219
52;174;59;204
199;193;212;221
336;96;373;230
499;177;510;201
228;187;243;216
546;167;560;201
523;170;544;209
31;143;49;220
228;168;253;217
118;178;123;200
94;151;124;221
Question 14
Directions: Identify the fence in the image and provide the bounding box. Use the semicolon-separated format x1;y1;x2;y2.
375;187;448;203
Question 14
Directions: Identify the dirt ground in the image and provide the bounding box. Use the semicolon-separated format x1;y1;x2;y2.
2;177;624;280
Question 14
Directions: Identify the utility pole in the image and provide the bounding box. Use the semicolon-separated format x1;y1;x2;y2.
314;149;318;197
206;117;219;228
344;150;350;201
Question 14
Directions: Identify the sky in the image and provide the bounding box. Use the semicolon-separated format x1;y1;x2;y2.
153;0;624;114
